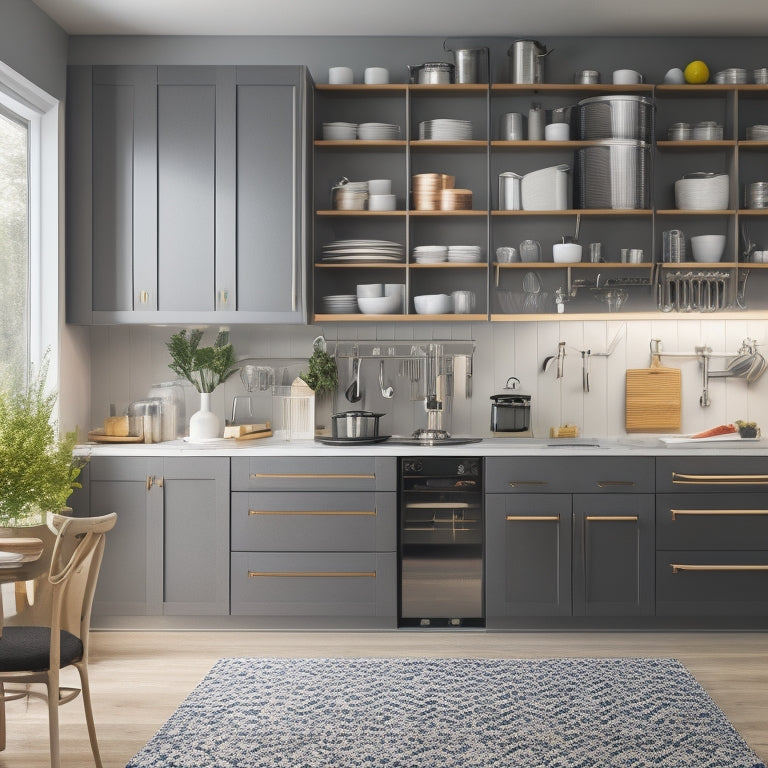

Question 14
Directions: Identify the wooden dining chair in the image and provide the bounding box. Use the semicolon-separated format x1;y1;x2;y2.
0;512;117;768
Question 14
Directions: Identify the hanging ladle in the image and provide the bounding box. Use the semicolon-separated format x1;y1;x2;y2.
379;360;394;398
345;357;363;403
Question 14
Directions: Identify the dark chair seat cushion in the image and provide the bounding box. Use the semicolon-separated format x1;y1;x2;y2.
0;627;83;672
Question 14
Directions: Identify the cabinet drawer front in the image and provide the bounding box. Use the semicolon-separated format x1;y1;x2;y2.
231;492;395;552
485;457;653;494
656;550;768;615
656;493;768;550
231;457;395;491
656;457;768;492
230;552;396;617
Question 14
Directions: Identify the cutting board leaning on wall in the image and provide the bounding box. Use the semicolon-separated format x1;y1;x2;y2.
625;351;682;433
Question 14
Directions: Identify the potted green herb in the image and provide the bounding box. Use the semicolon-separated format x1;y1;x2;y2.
166;329;237;440
0;354;84;527
300;336;338;435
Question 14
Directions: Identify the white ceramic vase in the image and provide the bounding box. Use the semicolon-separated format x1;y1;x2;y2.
189;392;220;440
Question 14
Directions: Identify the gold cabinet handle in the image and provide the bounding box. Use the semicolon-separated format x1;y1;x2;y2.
585;515;639;522
596;480;636;487
139;290;150;304
672;472;768;485
507;480;548;487
407;502;471;509
671;508;768;520
506;515;560;522
248;571;375;578
671;564;768;574
248;509;376;516
250;473;375;480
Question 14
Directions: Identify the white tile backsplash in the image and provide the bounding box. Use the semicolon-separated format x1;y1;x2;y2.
82;319;768;440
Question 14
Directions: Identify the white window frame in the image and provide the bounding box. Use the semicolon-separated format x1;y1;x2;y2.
0;61;59;386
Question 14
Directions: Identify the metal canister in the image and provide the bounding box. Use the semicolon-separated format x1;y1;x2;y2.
499;172;522;210
444;42;489;84
508;39;551;84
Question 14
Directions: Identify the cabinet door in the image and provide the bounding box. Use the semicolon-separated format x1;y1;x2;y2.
156;67;235;312
88;456;164;617
235;66;308;322
485;494;572;622
161;458;230;615
67;66;158;322
572;494;655;617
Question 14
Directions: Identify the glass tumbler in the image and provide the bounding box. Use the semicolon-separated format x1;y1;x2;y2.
663;229;685;263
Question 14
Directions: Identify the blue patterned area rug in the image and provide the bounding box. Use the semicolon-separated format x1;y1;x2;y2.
125;657;765;768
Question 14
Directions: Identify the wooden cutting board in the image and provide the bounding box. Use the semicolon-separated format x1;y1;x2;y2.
625;354;682;433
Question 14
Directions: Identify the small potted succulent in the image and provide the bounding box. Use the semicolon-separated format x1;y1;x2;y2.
0;354;84;528
166;328;238;440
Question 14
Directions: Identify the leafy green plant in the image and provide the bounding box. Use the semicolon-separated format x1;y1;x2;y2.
166;329;238;393
300;336;338;395
0;355;84;525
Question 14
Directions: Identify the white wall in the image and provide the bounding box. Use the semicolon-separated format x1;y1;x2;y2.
87;318;768;439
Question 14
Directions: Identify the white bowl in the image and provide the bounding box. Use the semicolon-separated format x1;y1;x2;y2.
322;123;357;140
357;294;401;314
690;234;726;262
356;283;384;298
413;294;452;315
364;67;389;85
368;179;392;195
613;68;642;84
544;123;570;141
368;194;397;211
552;243;583;263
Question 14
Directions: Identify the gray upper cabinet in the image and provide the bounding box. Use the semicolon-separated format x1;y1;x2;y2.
66;64;310;324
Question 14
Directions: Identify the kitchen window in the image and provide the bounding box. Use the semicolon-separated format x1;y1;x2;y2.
0;61;59;390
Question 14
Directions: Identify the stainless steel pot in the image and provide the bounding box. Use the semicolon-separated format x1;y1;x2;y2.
490;377;531;433
576;95;654;142
331;410;385;439
443;42;489;84
507;39;551;84
407;62;455;85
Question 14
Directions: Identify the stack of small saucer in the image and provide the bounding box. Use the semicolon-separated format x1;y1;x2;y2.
440;188;473;210
412;245;448;263
746;125;768;141
411;173;455;210
447;245;482;263
418;119;473;140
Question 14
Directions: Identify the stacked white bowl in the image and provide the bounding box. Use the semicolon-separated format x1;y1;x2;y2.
674;173;729;210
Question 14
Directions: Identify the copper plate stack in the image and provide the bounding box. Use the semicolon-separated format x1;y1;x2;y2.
440;188;473;210
412;173;455;210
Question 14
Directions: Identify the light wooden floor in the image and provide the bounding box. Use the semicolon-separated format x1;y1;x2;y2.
1;630;766;767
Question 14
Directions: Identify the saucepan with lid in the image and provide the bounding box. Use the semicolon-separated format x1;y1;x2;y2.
331;410;385;439
407;62;455;84
490;377;532;433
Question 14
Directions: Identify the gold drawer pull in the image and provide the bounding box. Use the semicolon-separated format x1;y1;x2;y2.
248;509;376;516
671;564;768;574
596;480;636;487
248;571;375;578
507;480;548;487
672;472;768;485
671;508;768;520
407;502;471;509
506;515;560;522
250;473;375;480
585;515;639;522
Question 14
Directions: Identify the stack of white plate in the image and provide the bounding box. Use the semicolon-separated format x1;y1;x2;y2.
447;245;482;263
413;245;448;263
418;119;473;140
322;122;357;140
357;122;400;140
320;239;405;263
321;294;359;314
746;125;768;140
714;68;747;84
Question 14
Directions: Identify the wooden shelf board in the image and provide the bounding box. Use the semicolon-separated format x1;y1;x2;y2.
315;84;408;92
314;140;406;148
491;209;652;216
313;313;487;322
316;210;406;216
655;84;741;94
410;140;488;148
492;310;768;321
408;262;487;269
493;262;654;269
656;209;737;215
314;262;406;269
656;140;735;148
739;141;768;149
491;83;652;94
660;261;738;268
408;209;488;216
738;209;768;215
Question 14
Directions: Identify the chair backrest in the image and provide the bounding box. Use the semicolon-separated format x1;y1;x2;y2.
3;513;117;646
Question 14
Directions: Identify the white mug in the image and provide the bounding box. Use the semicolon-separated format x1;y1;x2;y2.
329;66;354;84
364;67;389;85
612;69;642;85
368;179;392;195
544;122;570;141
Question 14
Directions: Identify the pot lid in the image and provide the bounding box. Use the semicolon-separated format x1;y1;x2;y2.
490;393;531;404
332;410;385;418
577;94;653;106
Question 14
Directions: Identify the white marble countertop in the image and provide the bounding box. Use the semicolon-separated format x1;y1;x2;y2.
75;435;768;458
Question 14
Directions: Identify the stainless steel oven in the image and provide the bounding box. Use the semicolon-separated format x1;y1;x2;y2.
399;457;484;627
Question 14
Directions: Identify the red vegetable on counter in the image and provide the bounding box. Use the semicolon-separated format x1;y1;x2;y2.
690;423;738;439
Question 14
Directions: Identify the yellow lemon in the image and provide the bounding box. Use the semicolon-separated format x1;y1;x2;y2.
684;60;710;84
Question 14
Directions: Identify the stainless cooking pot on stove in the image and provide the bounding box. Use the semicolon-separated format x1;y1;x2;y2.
407;62;455;84
332;410;385;439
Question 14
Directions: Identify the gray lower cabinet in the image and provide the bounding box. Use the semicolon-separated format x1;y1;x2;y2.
66;64;309;324
656;457;768;617
485;457;655;627
88;456;230;618
230;457;397;627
